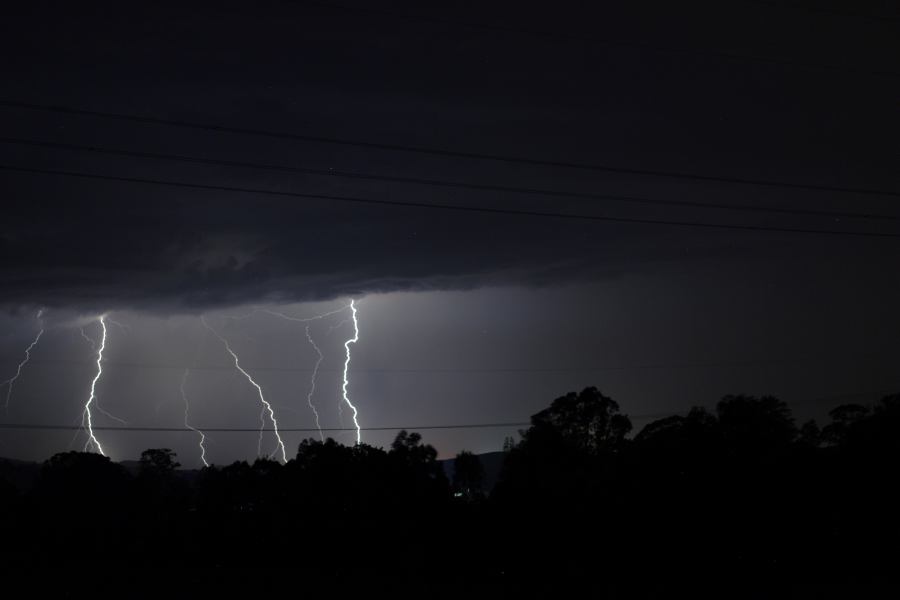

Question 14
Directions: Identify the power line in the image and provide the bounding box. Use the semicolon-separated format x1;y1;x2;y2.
0;411;701;434
2;100;897;198
0;422;530;433
295;0;900;78
4;136;898;222
1;389;895;434
18;351;900;374
3;164;900;239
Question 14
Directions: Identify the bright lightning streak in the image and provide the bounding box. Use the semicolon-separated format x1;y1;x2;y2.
201;316;287;463
304;325;325;441
180;368;209;467
341;299;361;444
83;315;108;456
2;309;44;413
79;322;126;430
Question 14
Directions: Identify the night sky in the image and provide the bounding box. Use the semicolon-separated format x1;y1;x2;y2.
1;0;898;466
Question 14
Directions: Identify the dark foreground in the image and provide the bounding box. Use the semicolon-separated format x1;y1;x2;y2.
1;388;898;598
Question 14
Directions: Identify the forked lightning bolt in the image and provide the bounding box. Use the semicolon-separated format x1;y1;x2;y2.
80;320;126;432
304;325;325;441
83;315;108;455
181;368;209;467
342;299;362;444
229;303;352;442
2;309;44;413
201;315;287;463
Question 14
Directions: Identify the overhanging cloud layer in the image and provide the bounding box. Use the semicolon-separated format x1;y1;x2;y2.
2;1;895;313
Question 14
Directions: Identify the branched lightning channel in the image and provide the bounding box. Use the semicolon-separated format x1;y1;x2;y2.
341;299;362;444
79;327;96;351
93;401;127;425
226;304;350;323
181;368;209;467
236;303;352;440
2;309;44;413
326;317;352;336
304;325;325;441
82;412;92;453
258;305;351;322
67;411;86;450
83;315;108;456
201;316;287;463
79;322;126;429
105;318;131;333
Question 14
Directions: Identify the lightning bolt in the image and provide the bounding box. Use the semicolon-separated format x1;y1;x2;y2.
2;309;45;413
79;320;126;430
180;368;209;467
83;315;108;456
341;299;361;444
201;315;287;463
228;303;352;442
304;325;325;441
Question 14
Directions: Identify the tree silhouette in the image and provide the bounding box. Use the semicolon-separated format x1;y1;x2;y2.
715;394;796;457
495;387;632;511
797;419;822;447
822;403;870;446
388;430;448;505
30;452;132;553
529;386;632;453
139;448;181;474
452;450;484;500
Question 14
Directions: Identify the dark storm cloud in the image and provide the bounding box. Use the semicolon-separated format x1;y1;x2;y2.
0;170;640;311
1;0;899;467
1;0;897;312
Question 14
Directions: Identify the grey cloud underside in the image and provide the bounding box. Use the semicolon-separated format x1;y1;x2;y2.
2;0;896;312
2;163;889;313
0;179;673;312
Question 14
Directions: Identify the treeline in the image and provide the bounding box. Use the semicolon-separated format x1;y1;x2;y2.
0;387;898;596
495;388;900;596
